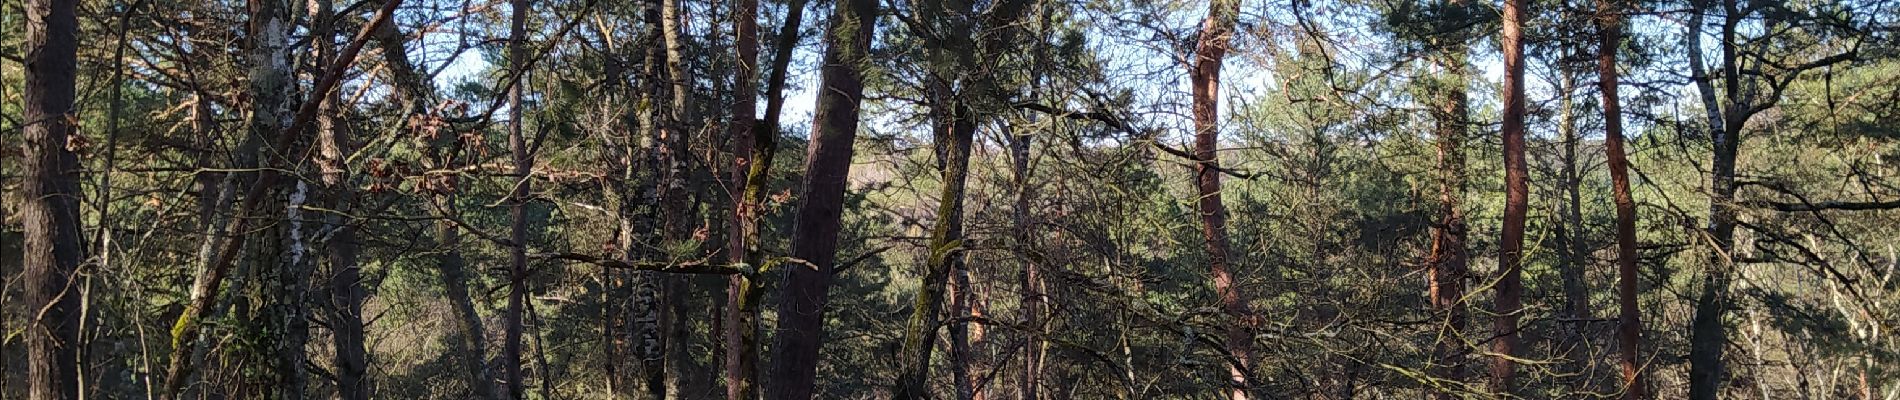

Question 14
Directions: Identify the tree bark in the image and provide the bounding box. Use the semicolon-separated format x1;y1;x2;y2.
893;2;1034;397
1556;71;1591;322
763;0;878;397
1189;1;1252;398
437;211;497;399
628;0;670;396
1491;0;1530;393
1425;22;1470;399
894;99;978;400
722;0;809;396
313;1;369;397
1595;0;1645;397
1016;7;1056;399
21;0;84;398
156;2;399;397
164;0;297;394
1686;0;1741;397
725;0;762;394
503;0;532;398
724;1;809;396
657;0;707;396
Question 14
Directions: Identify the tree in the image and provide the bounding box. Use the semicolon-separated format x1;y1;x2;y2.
725;0;762;397
724;0;813;397
311;1;370;397
1188;1;1254;398
9;0;1899;398
1417;0;1475;396
162;0;298;393
503;0;533;397
20;0;84;398
369;4;497;397
1594;0;1643;397
629;0;670;395
1491;0;1530;393
656;0;711;395
891;1;1035;398
765;0;879;396
157;2;399;398
1679;0;1864;396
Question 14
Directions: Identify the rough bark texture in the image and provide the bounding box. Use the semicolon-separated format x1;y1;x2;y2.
1596;0;1645;397
1492;0;1530;393
1012;120;1043;398
629;0;670;396
1017;8;1055;398
893;2;1035;396
21;0;84;398
1556;72;1591;322
437;215;496;399
896;2;978;397
1189;1;1252;398
1551;70;1594;392
763;0;878;396
658;0;708;396
1426;31;1469;400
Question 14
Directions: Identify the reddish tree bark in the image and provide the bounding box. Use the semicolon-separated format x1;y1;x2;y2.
1189;1;1253;398
1596;0;1646;397
1492;0;1531;393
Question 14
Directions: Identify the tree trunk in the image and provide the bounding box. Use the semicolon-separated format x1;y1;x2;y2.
1595;0;1645;397
725;0;762;394
21;0;84;398
156;2;398;397
895;98;978;400
1425;27;1470;400
503;0;532;397
722;0;811;396
1556;71;1591;322
163;0;296;394
894;2;1034;396
1554;69;1593;391
1686;0;1741;397
629;0;670;395
1189;1;1252;398
1492;0;1530;393
949;263;978;400
370;7;496;397
437;213;496;399
658;0;707;396
763;0;878;397
1010;123;1044;400
313;1;370;396
725;1;809;396
1016;8;1055;399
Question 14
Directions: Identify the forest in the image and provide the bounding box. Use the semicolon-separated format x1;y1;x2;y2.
1;0;1897;398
